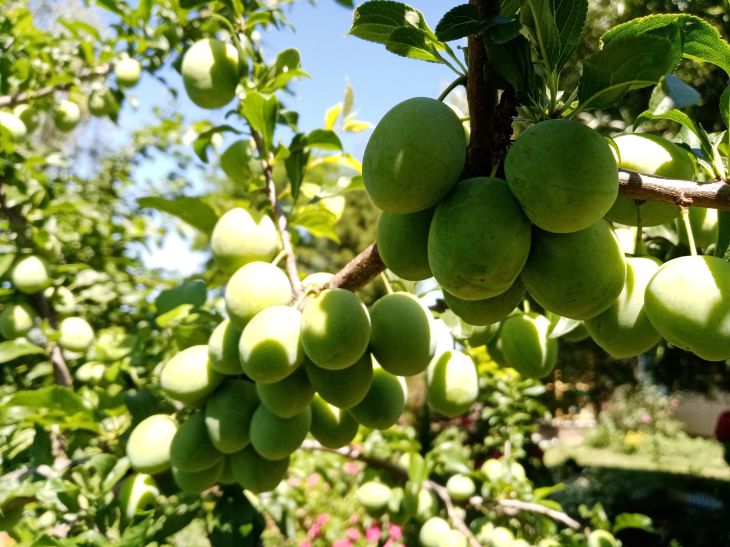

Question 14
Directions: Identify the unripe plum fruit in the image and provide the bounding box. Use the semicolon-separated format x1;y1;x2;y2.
355;481;391;514
207;319;243;375
585;256;661;358
362;97;466;213
58;317;95;352
224;261;292;328
300;288;371;370
114;57;141;88
239;305;304;383
11;255;50;294
446;474;476;501
304;352;373;409
419;517;452;547
500;312;557;378
0;303;36;339
428;177;531;300
427;350;479;417
645;255;730;361
118;473;158;520
249;404;311;460
170;412;223;472
486;325;508;366
256;365;314;418
0;111;27;142
587;530;619;547
443;278;525;326
466;323;500;347
522;221;626;320
88;88;115;117
376;208;434;281
348;365;406;429
301;271;334;291
13;104;38;132
204;379;259;453
182;39;240;109
172;459;224;494
126;414;178;474
563;322;590;342
218;457;237;485
220;140;253;183
677;207;718;250
369;292;435;376
309;394;359;448
159;345;223;406
230;445;290;493
606;134;695;226
53;100;81;132
211;208;280;272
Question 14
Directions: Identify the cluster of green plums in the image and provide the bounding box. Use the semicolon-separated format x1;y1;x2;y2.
368;97;728;365
125;206;481;496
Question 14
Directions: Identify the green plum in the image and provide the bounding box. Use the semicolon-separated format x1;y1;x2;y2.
376;208;434;280
114;57;141;87
224;261;292;327
119;473;159;520
300;289;371;370
239;305;304;383
53;100;81;132
500;313;558;378
606;134;695;226
249;404;311;460
677;207;718;250
211;208;280;272
585;256;661;357
427;350;479;417
11;256;50;294
419;517;452;547
466;323;500;347
0;303;36;339
446;474;476;501
355;481;391;514
204;379;259;453
309;394;359;448
0;111;27;142
522;221;626;320
428;177;531;300
172;460;224;494
181;39;240;109
13;104;38;132
58;316;94;352
256;365;314;418
505;119;618;233
362;97;466;213
304;352;373;409
207;319;243;375
170;412;223;472
220;139;253;183
87;87;115;116
587;530;619;547
563;322;590;342
348;365;406;429
159;345;223;406
230;445;290;493
443;278;525;326
126;414;179;475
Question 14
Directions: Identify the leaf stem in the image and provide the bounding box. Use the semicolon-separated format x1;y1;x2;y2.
437;76;467;102
680;206;697;256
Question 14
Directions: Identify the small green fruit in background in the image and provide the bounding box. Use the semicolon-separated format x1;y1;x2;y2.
443;278;525;327
304;352;373;409
256;365;314;418
210;208;280;272
419;517;452;547
220;140;254;183
170;412;223;472
13;104;39;132
677;206;718;250
182;38;240;109
114;57;141;88
0;111;27;142
224;261;292;328
229;446;290;493
88;87;115;116
53;99;81;132
348;365;406;429
362;97;466;213
119;473;158;520
11;256;51;294
58;317;95;352
446;474;476;501
205;379;259;454
0;303;36;339
587;529;619;547
159;345;223;406
309;394;359;448
500;312;558;378
249;404;312;460
207;319;243;375
376;208;434;281
355;481;391;514
427;350;479;417
126;414;178;474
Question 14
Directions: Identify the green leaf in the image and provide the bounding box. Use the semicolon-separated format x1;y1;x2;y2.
137;196;219;235
553;0;588;69
306;129;343;151
715;211;730;261
0;339;45;364
720;87;730;128
30;424;53;467
349;1;434;45
602;14;730;76
243;92;279;154
262;48;310;92
485;32;535;99
521;0;561;69
385;27;443;63
5;386;88;414
324;103;342;130
0;252;16;278
155;280;207;315
649;74;700;115
285;144;310;202
193;124;241;164
292;207;340;242
435;4;481;42
613;512;654;533
578;34;680;110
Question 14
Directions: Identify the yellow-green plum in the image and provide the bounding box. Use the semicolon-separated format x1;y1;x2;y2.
172;460;224;494
466;323;500;347
159;345;223;406
419;517;452;547
677;207;718;250
239;305;303;383
220;140;253;183
522;221;626;320
446;474;476;501
309;394;359;448
13;104;38;132
500;313;558;378
300;289;371;370
301;271;334;291
230;446;290;493
256;365;314;418
606;134;695;226
170;412;223;472
355;481;391;514
413;489;438;521
427;350;479;417
114;57;141;88
304;352;373;409
224;261;292;328
11;256;50;294
53;100;81;132
362;97;466;213
0;303;36;339
486;325;507;366
428;177;531;300
58;317;94;352
119;473;158;520
443;530;468;547
204;379;259;453
348;365;406;429
376;208;434;280
645;255;730;361
249;404;311;460
75;362;106;385
443;278;525;326
505;119;618;233
369;292;435;376
182;39;240;109
211;208;280;272
587;530;619;547
585;257;661;357
0;111;27;142
563;322;590;342
87;87;115;116
126;414;178;474
208;319;242;375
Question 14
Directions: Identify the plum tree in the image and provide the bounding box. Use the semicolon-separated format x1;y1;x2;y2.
58;316;95;352
348;365;406;429
181;38;240;109
0;303;36;339
204;379;259;453
172;460;224;494
256;365;314;418
224;261;292;327
53;99;81;132
304;352;373;409
159;345;223;406
249;404;312;460
362;97;466;213
207;319;243;375
443;278;525;326
376;208;434;280
505;119;618;233
428;177;531;300
118;473;159;520
309;394;359;448
427;350;479;417
11;255;50;294
170;412;223;472
229;446;290;493
0;111;27;142
210;208;280;272
300;288;371;370
114;57;141;88
500;313;558;378
126;414;179;475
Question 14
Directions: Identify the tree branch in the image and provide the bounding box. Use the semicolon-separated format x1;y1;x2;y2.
618;170;730;209
324;242;385;292
0;64;111;108
473;496;583;531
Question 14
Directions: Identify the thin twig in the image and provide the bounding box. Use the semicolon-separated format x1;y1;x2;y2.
425;481;481;547
0;64;111;108
438;76;468;103
473;496;583;531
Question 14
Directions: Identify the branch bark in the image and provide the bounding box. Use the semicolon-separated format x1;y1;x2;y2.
0;64;111;108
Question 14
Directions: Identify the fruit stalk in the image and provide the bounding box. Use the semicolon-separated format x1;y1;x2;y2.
0;64;111;108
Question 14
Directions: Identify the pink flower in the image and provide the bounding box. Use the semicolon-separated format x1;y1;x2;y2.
332;540;353;547
344;461;361;476
388;524;403;540
345;528;361;541
315;513;330;527
641;414;652;424
366;523;381;542
307;474;321;487
307;524;321;539
299;541;311;547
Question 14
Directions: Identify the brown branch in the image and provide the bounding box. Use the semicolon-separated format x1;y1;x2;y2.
618;169;730;210
325;242;385;292
473;496;583;531
0;64;111;108
425;481;482;547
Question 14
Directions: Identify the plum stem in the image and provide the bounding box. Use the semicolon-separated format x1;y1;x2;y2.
680;206;698;256
437;76;467;103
